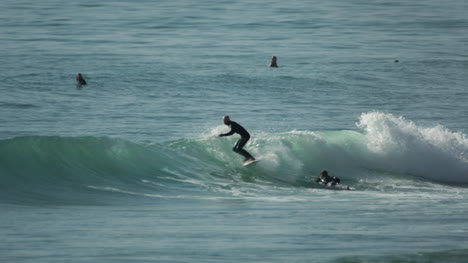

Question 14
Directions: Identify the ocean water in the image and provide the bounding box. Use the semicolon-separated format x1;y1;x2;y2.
1;0;468;262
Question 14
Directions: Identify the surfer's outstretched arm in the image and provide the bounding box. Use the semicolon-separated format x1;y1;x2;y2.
218;129;234;137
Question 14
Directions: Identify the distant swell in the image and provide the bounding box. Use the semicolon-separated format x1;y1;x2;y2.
1;112;467;205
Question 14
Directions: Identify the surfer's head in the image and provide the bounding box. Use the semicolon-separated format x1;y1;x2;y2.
223;115;231;125
320;170;328;177
76;73;87;86
269;56;278;67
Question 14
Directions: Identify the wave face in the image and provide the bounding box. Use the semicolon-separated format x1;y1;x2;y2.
1;112;467;205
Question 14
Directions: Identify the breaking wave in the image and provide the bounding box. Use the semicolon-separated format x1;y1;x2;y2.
1;112;467;205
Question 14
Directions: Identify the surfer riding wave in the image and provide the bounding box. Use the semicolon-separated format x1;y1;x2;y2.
217;116;255;163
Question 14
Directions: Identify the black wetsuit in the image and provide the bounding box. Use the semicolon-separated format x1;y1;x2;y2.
220;121;254;160
316;175;341;186
76;74;87;86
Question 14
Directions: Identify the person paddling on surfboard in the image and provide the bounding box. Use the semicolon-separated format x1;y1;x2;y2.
217;116;255;164
316;170;340;185
315;170;350;190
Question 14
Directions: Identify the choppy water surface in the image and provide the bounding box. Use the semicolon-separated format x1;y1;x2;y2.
1;0;468;262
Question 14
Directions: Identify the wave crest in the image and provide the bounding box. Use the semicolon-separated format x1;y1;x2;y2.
358;112;468;183
1;112;467;205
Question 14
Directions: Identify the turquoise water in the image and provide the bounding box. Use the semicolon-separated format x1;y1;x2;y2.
1;0;468;262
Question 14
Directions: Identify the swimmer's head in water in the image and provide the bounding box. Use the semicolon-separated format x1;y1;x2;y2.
75;73;87;86
320;170;328;176
269;56;278;67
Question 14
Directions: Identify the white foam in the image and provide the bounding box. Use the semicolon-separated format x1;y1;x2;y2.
160;168;208;187
358;112;468;183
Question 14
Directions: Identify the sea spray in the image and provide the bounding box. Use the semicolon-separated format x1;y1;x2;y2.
358;112;468;183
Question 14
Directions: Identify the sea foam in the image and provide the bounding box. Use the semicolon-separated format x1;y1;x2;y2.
358;112;468;183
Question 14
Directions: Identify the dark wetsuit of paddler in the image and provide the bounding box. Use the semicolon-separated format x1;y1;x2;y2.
218;116;255;162
316;170;341;186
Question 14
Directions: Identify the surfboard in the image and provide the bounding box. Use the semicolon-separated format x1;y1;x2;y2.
243;159;259;166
